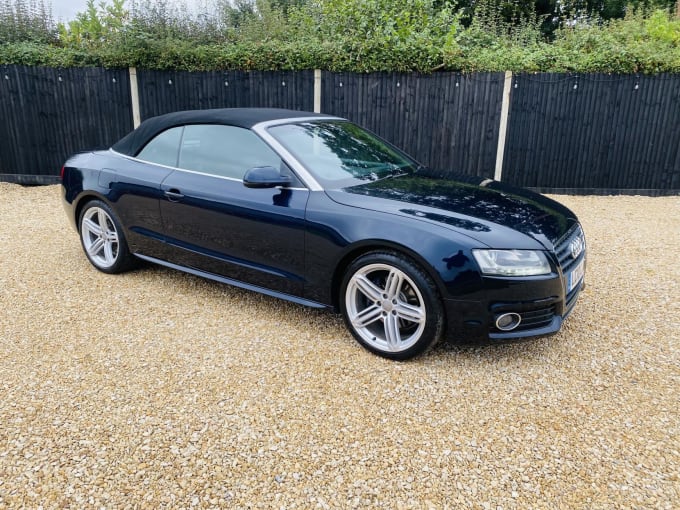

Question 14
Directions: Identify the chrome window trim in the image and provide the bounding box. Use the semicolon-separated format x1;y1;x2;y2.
110;148;181;172
253;116;343;192
108;148;308;191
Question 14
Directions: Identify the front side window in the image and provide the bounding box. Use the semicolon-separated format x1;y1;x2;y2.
178;125;283;180
268;121;418;188
136;126;183;167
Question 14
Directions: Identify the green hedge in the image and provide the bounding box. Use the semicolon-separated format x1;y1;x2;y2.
1;8;679;73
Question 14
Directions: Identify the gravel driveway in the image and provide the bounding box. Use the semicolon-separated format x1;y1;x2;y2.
0;183;678;509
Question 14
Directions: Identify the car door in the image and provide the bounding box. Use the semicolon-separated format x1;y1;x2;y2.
158;124;309;297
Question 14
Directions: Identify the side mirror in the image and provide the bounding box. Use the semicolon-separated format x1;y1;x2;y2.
243;166;292;189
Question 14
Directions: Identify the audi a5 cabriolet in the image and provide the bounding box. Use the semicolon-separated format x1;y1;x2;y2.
61;108;586;359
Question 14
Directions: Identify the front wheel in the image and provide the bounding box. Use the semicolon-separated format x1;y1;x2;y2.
79;200;135;274
340;251;444;360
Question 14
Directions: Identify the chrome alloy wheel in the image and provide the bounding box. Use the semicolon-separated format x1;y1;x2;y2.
345;263;427;353
81;207;120;269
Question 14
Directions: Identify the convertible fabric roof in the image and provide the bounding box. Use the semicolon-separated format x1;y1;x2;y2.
111;108;336;157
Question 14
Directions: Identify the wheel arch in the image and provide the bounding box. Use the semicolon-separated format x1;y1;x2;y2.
73;192;109;232
330;239;447;312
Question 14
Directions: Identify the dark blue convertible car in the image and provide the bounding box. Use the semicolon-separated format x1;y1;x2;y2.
61;108;586;359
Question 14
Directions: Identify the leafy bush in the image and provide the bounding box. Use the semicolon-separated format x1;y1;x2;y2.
0;0;678;73
550;9;680;72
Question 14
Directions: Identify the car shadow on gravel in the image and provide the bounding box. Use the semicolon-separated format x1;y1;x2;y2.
138;264;565;364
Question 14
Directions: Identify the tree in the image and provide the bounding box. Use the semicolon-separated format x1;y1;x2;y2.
58;0;127;47
0;0;57;43
558;0;677;21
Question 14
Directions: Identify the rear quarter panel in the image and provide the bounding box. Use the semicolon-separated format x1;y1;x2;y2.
61;151;172;258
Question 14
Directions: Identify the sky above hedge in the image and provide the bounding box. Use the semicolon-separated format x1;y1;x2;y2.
51;0;204;21
52;0;92;20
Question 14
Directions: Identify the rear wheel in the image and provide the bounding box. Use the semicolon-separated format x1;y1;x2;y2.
79;200;134;274
340;251;444;360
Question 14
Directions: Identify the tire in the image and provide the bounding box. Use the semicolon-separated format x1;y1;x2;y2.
78;200;135;274
340;251;444;360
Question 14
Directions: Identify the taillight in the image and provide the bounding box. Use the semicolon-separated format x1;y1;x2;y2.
60;166;65;180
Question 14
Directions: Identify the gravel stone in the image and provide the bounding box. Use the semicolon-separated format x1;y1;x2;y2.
0;183;678;508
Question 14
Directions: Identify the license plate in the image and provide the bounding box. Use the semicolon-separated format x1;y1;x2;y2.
567;258;585;293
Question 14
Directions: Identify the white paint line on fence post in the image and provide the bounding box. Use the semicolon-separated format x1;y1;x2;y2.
314;69;322;113
129;67;141;128
494;71;512;181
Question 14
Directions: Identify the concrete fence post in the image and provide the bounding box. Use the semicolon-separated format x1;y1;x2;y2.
494;71;513;181
314;69;322;113
129;67;141;128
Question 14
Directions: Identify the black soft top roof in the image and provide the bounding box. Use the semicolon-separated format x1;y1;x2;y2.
111;108;336;157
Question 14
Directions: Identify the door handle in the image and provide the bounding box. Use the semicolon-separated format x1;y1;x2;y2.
164;189;184;202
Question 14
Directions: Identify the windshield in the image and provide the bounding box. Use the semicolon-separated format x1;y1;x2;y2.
268;121;419;188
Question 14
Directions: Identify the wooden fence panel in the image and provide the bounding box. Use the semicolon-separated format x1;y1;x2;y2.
0;65;132;183
321;72;505;179
502;73;680;192
136;70;314;121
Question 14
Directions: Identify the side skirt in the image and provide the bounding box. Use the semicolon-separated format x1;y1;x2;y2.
134;253;330;310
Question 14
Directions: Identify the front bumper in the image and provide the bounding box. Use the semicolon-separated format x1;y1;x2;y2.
443;275;584;343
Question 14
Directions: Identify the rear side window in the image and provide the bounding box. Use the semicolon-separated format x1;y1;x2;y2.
136;126;183;167
178;125;281;180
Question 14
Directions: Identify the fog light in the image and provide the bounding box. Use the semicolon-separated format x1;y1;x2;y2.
495;313;522;331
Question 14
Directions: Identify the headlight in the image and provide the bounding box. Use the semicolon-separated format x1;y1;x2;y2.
472;249;551;276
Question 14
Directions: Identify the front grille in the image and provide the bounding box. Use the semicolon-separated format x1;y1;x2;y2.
555;224;585;274
552;223;586;319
